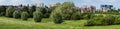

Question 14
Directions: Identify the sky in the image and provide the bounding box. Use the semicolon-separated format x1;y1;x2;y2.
0;0;119;9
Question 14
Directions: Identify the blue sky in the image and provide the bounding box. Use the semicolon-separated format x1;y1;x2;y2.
0;0;119;9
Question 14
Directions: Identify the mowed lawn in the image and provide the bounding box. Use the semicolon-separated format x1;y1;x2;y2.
0;17;120;29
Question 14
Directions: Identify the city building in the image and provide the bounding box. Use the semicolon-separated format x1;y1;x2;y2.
101;5;113;12
79;5;96;13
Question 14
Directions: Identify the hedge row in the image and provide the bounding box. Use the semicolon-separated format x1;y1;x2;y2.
85;15;120;26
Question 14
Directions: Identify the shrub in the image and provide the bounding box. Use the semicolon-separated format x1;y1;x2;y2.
70;12;81;20
0;6;6;16
43;13;50;18
21;12;29;20
6;7;15;17
29;5;36;17
80;13;94;19
33;11;43;22
101;16;115;25
85;15;115;26
53;13;63;24
0;12;5;16
85;17;103;26
22;6;29;12
13;11;20;19
37;7;51;18
114;16;120;24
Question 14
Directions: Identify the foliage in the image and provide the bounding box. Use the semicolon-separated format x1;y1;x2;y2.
22;6;29;12
29;5;36;17
6;7;15;17
53;13;63;24
101;16;115;25
0;12;5;16
37;6;51;18
13;11;21;19
70;12;81;20
0;6;6;16
21;12;29;20
33;11;43;22
114;16;120;24
43;13;50;18
80;13;94;19
50;2;76;20
85;15;115;26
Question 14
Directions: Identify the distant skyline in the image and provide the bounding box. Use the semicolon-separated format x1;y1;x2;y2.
0;0;120;9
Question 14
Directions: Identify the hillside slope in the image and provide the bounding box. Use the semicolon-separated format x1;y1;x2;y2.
0;17;120;29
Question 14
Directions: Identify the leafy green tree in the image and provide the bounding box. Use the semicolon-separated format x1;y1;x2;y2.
37;6;51;18
33;11;43;22
50;2;61;11
22;6;29;12
6;7;15;17
70;12;81;20
13;11;21;19
0;6;6;16
21;12;29;20
29;5;36;17
50;2;76;20
53;13;63;24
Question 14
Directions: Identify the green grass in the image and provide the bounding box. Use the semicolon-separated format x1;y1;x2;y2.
0;17;120;29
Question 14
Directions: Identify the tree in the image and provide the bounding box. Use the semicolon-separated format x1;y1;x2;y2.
50;2;77;24
22;6;29;12
37;6;51;18
6;7;15;17
0;6;6;16
29;5;36;17
51;2;76;20
70;12;81;20
21;12;29;20
13;11;21;19
53;12;63;24
33;11;43;22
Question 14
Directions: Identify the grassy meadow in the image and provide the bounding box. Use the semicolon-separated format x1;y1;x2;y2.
0;16;120;29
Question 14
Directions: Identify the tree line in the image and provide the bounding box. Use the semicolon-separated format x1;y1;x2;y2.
1;1;120;26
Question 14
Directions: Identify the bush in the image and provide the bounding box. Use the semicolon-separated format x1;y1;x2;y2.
37;7;51;18
43;13;50;18
101;16;115;25
70;12;81;20
6;7;15;17
29;5;36;17
114;16;120;24
22;6;29;12
85;17;103;26
33;11;43;22
80;13;94;19
13;11;20;19
0;12;5;16
21;12;29;20
85;15;115;26
53;13;63;24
